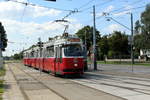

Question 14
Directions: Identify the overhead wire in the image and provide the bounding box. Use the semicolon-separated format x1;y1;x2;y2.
20;0;29;22
109;0;146;13
84;4;148;27
6;0;73;12
78;0;95;10
79;0;114;12
112;5;147;15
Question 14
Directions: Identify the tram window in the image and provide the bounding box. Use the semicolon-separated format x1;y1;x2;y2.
36;51;37;57
60;47;62;62
42;49;45;58
31;51;34;58
36;51;38;57
46;46;54;57
33;52;35;57
64;44;83;56
55;47;57;58
60;47;62;58
57;47;60;58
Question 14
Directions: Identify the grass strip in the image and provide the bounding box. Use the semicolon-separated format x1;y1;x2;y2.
0;66;6;100
0;68;5;76
96;61;150;66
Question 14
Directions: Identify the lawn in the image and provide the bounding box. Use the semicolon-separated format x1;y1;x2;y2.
0;68;5;77
0;80;4;99
96;61;150;66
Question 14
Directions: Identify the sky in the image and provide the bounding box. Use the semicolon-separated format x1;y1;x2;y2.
0;0;150;56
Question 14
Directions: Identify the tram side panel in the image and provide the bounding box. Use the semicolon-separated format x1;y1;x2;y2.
31;58;35;67
39;58;44;70
43;58;55;72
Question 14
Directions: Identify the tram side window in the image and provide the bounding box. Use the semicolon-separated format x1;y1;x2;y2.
46;46;54;57
34;51;36;58
42;49;46;58
31;51;34;58
56;47;60;58
26;53;28;58
59;47;62;62
60;47;62;58
36;50;39;58
55;47;62;59
27;53;30;58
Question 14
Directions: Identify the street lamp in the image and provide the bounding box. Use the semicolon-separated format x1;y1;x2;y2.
106;14;134;72
106;17;131;31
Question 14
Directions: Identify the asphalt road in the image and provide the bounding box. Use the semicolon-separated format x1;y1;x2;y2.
88;63;150;76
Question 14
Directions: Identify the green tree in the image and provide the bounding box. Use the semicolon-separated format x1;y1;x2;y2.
134;4;150;50
140;4;150;49
0;22;7;51
134;20;141;35
97;35;109;60
12;52;23;60
108;31;129;58
75;25;101;51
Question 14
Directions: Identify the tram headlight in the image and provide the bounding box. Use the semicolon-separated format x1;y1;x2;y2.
74;64;78;67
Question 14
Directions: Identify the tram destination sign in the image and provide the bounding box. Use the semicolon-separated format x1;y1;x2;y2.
68;38;80;42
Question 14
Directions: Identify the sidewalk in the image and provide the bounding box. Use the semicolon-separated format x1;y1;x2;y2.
3;64;65;100
2;64;25;100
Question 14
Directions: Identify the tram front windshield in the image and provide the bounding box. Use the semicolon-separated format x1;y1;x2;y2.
64;44;83;57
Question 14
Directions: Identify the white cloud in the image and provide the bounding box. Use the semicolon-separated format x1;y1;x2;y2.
97;5;114;17
105;24;121;33
1;18;82;56
1;18;82;36
105;5;114;12
0;1;62;19
31;6;62;18
1;19;61;36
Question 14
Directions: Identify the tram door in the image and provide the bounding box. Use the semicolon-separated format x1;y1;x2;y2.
55;46;62;73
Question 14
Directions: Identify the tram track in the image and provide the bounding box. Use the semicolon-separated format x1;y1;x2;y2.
8;63;126;100
9;62;150;100
73;73;150;96
8;63;69;100
11;62;150;99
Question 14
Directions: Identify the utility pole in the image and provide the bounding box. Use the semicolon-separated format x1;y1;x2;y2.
84;29;88;71
93;5;97;70
131;13;134;72
0;33;3;69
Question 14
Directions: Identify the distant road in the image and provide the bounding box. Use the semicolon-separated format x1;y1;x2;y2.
87;63;150;78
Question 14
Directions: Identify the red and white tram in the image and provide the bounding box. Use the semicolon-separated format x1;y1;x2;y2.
23;33;85;75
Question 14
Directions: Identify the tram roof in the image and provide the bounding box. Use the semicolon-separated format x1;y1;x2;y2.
24;33;83;51
43;34;82;47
